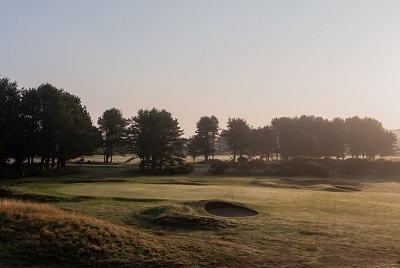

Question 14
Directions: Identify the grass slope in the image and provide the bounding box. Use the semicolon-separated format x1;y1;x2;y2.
0;199;180;267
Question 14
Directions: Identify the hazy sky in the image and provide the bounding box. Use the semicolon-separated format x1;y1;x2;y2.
1;0;400;136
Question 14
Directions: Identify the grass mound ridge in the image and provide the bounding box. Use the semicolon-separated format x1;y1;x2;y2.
0;199;176;267
0;186;81;203
138;203;233;229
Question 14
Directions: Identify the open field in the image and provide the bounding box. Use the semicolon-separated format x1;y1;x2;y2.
2;164;400;267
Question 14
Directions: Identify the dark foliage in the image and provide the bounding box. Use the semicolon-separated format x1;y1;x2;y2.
211;157;400;178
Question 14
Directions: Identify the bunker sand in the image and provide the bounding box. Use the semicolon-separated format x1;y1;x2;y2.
205;201;258;217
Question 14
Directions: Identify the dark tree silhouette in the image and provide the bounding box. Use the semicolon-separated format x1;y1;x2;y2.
20;89;41;169
327;118;347;159
0;77;21;170
186;135;201;162
34;84;97;169
194;115;219;161
223;118;251;162
250;126;274;161
130;108;185;170
270;117;297;160
345;116;365;158
56;92;99;168
378;131;397;158
98;108;127;163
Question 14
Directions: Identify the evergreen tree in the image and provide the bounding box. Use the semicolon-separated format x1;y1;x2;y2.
194;115;219;161
0;77;21;169
130;108;185;170
98;108;127;163
223;118;251;162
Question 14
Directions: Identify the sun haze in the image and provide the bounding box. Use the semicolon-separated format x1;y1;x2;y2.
1;0;399;135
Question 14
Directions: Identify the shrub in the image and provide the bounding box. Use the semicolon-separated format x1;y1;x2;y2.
210;163;226;175
273;166;299;177
303;162;330;177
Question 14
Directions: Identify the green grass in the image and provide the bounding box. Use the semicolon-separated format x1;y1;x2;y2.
2;165;400;267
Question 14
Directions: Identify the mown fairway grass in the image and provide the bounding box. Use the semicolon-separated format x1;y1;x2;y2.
2;164;400;267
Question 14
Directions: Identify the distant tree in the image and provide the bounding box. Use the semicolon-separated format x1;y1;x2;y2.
222;118;251;162
345;116;365;158
293;131;324;158
270;117;297;161
250;126;274;161
19;88;41;169
130;108;185;170
34;84;97;169
0;77;21;170
328;118;347;159
361;118;397;160
214;135;230;154
378;131;397;158
186;136;201;162
35;84;63;169
98;108;127;163
56;92;99;167
194;115;219;161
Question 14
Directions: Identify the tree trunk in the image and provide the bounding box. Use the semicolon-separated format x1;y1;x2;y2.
45;157;50;170
40;157;44;171
60;157;66;168
110;145;113;163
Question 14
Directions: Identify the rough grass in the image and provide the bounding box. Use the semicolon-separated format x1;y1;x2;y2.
0;199;268;267
0;199;181;267
3;165;400;267
137;203;234;229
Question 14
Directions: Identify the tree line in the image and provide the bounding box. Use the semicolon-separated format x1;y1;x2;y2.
0;78;97;171
1;76;398;175
218;116;397;162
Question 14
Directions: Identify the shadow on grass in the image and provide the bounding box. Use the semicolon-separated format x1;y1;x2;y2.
111;197;166;203
135;202;236;230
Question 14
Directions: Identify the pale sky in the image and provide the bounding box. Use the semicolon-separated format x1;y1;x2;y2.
1;0;400;136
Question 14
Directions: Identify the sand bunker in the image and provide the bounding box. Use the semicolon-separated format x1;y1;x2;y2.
205;201;258;217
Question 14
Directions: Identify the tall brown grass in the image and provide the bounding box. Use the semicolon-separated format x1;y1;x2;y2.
0;199;176;267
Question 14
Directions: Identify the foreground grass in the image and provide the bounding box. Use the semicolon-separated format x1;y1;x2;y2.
2;165;400;267
0;199;180;267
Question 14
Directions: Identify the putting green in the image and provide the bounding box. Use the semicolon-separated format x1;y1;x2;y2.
53;181;400;225
56;182;302;202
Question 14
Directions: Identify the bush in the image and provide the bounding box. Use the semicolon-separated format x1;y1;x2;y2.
273;166;299;177
210;163;226;175
168;164;194;174
339;159;372;176
208;156;400;178
137;164;194;175
303;162;330;177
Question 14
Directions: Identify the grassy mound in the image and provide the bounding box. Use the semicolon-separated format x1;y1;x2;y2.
0;199;177;267
137;203;233;229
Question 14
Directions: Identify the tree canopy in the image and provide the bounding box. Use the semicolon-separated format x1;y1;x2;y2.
191;115;220;161
0;77;98;173
222;118;251;162
129;108;186;170
98;108;128;163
